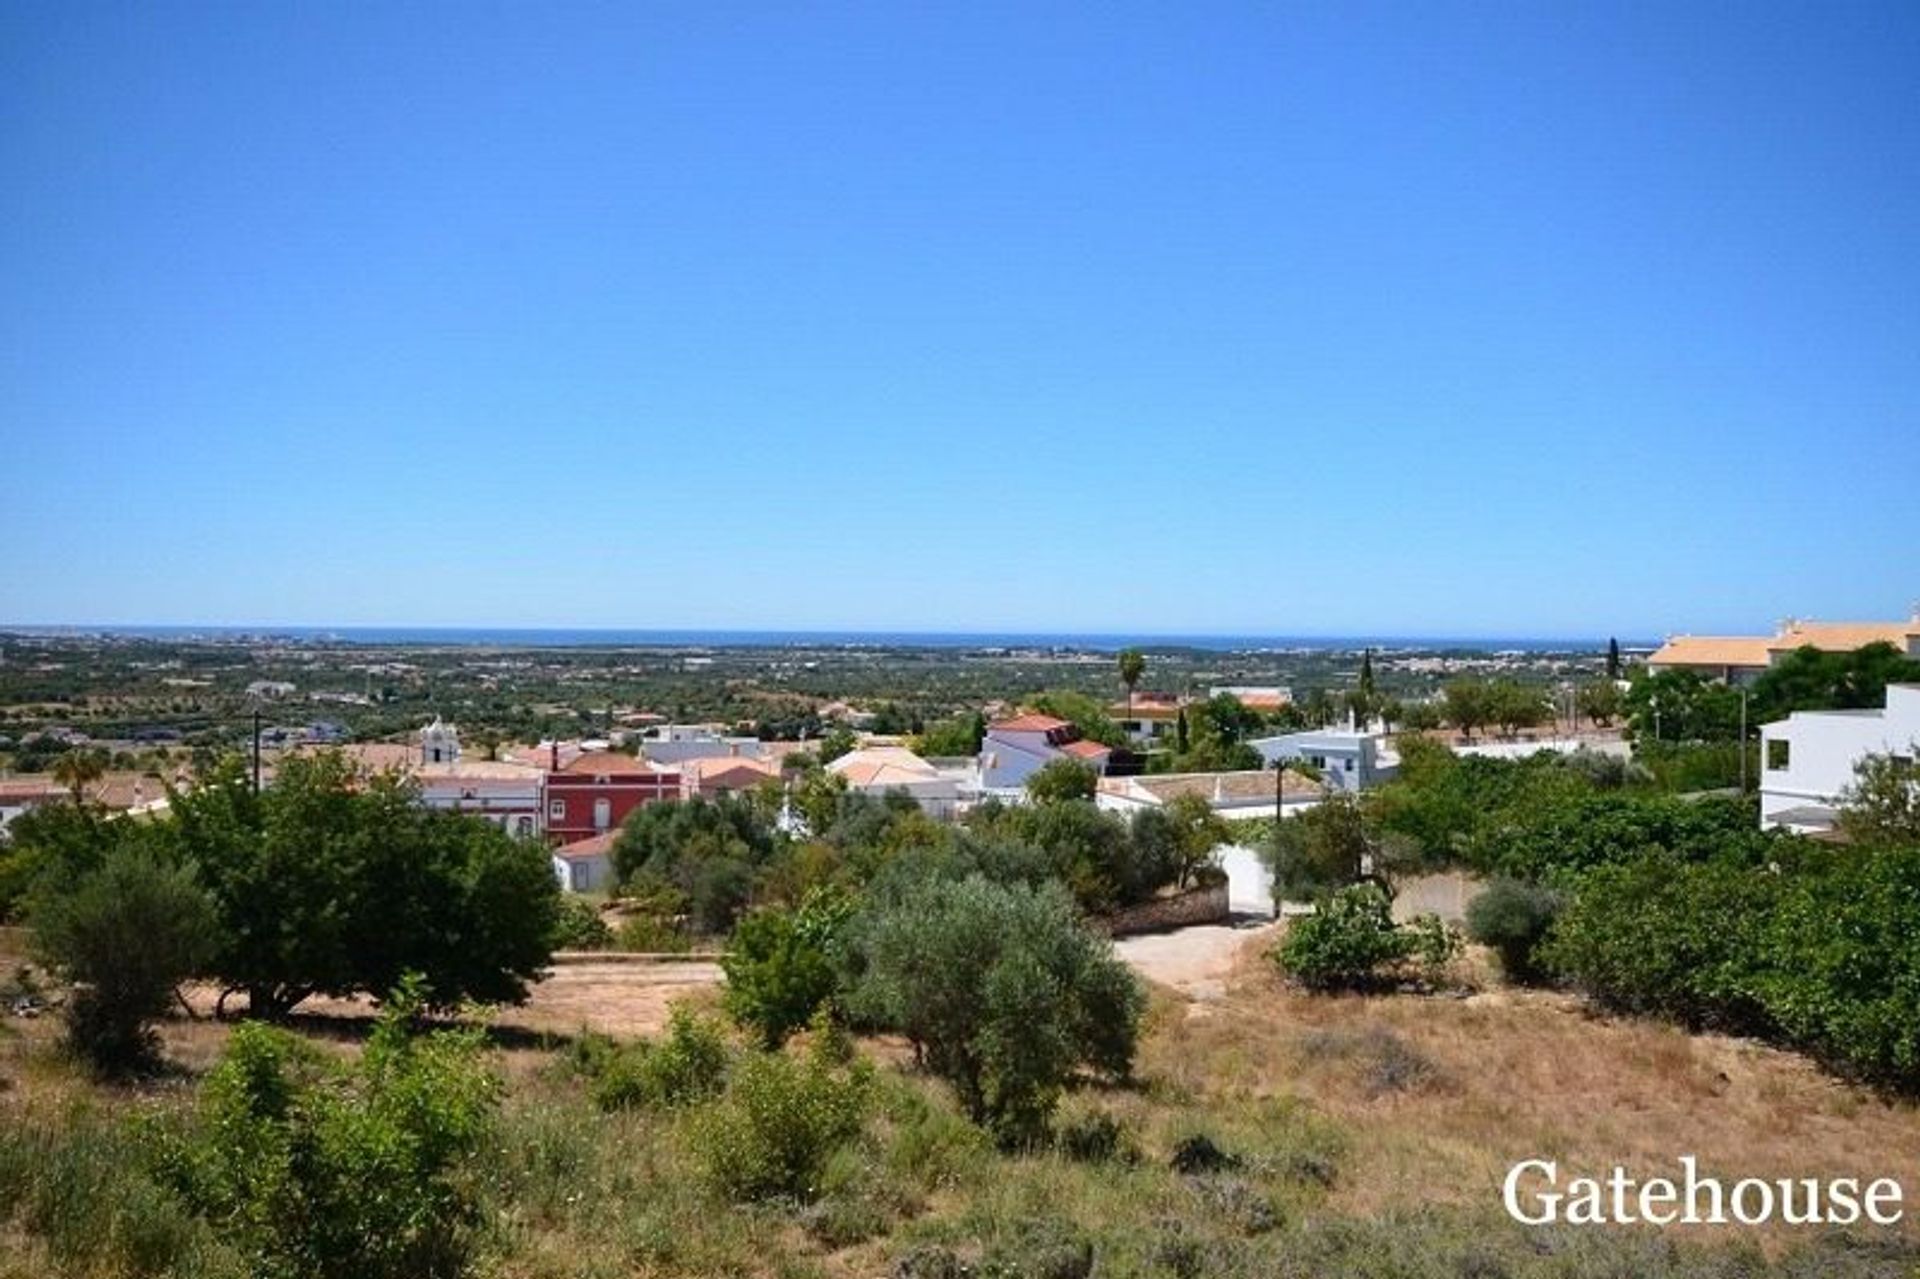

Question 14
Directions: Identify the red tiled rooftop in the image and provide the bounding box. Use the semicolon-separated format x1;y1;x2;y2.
554;830;617;860
560;750;657;776
989;713;1071;734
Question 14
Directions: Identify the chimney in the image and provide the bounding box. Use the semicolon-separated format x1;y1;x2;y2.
550;742;559;772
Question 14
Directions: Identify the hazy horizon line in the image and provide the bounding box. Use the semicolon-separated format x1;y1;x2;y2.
0;621;1654;648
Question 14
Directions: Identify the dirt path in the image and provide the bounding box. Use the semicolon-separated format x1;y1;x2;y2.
1115;918;1279;1001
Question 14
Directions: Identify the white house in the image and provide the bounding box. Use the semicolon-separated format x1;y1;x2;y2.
551;830;617;894
637;724;766;766
1250;728;1396;793
1759;684;1920;834
1096;768;1324;820
343;720;549;838
979;714;1112;792
1110;695;1185;747
827;745;962;819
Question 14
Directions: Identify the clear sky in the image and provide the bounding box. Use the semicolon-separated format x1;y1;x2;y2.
3;2;1916;639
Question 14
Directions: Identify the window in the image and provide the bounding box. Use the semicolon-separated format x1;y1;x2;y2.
549;798;566;821
593;798;612;830
1766;739;1790;771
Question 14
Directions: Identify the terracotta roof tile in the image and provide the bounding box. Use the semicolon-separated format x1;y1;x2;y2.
989;713;1072;733
1648;636;1775;669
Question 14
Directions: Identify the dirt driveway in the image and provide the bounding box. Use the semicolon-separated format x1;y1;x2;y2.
1115;918;1279;1001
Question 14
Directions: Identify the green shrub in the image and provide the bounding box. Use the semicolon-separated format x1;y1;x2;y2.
1540;854;1776;1033
587;1005;729;1111
151;975;501;1279
1053;1104;1136;1163
1271;884;1457;992
722;890;853;1047
689;1039;873;1202
851;875;1144;1146
1748;845;1920;1085
615;911;693;953
29;845;215;1072
1464;878;1562;983
550;896;612;949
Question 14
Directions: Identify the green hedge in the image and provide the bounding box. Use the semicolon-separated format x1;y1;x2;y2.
1545;846;1920;1089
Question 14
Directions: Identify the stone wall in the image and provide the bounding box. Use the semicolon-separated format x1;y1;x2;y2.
1389;871;1485;925
1101;881;1231;937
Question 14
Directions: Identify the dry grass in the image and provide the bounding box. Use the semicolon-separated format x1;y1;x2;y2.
1142;928;1920;1240
5;925;1920;1275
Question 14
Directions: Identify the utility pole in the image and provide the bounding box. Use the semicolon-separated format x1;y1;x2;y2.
252;710;263;793
1274;758;1285;825
1739;688;1749;793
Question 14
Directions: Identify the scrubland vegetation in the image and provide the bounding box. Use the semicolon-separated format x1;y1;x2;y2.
4;686;1920;1275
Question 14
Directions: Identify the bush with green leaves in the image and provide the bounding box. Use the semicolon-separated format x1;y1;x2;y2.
1752;844;1920;1084
29;841;215;1072
688;1037;874;1202
1539;854;1776;1033
1024;757;1099;804
1271;883;1457;993
610;794;778;933
849;875;1143;1145
1464;878;1562;983
722;889;855;1046
149;976;500;1279
583;1005;730;1111
1543;845;1920;1087
550;896;613;949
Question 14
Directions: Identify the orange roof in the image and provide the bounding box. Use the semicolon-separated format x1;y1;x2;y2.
1769;621;1916;652
989;713;1071;733
1110;697;1183;719
0;772;181;810
560;750;656;776
555;831;617;860
1647;636;1775;669
1060;739;1112;759
684;757;779;789
827;746;941;788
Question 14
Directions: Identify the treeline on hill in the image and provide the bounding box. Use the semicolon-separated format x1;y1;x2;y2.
1;753;562;1071
1264;736;1920;1090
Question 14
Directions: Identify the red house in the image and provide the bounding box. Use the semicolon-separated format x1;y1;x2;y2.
544;749;681;845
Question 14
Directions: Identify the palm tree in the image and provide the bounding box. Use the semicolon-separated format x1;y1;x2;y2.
52;747;107;803
1117;648;1146;723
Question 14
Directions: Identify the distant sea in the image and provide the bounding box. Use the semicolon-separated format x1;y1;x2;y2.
4;625;1645;653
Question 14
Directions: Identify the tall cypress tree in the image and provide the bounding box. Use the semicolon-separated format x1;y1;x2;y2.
1606;637;1621;681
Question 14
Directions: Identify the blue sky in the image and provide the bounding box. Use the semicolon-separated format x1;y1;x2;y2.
3;2;1916;639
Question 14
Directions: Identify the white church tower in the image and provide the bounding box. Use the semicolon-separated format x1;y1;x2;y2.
421;717;461;765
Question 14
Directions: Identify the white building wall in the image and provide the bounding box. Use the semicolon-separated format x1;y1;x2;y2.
1251;731;1392;792
1759;685;1920;829
980;730;1058;790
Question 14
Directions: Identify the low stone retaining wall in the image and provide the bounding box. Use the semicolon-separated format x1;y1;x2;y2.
1100;882;1231;937
550;950;725;965
1389;872;1485;925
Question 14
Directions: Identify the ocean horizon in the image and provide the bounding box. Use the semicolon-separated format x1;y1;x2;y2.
0;624;1646;653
